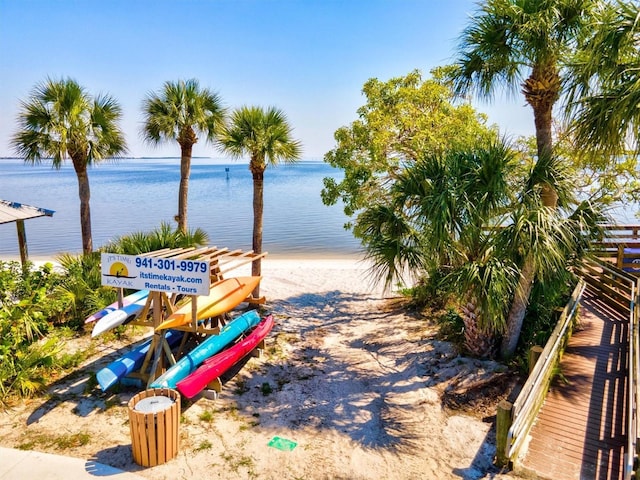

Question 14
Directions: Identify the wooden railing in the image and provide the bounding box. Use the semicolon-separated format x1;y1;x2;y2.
499;279;585;465
496;226;640;472
592;225;640;479
498;254;640;476
627;276;639;480
593;224;640;272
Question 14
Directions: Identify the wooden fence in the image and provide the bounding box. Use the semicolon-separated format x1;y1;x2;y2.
497;253;640;475
590;225;640;479
497;279;585;466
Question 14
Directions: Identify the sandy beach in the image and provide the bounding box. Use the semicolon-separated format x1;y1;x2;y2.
0;257;519;480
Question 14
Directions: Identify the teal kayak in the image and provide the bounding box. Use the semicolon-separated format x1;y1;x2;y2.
149;309;261;390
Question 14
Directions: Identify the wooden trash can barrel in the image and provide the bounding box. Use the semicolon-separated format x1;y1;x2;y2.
128;388;180;467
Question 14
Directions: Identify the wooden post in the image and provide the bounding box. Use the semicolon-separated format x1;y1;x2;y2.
496;400;513;468
528;345;543;374
618;244;625;269
16;220;28;268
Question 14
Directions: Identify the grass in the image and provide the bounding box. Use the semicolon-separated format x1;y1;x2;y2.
233;378;250;395
198;410;214;423
53;432;91;449
221;452;257;477
260;382;273;396
195;439;213;451
17;431;91;451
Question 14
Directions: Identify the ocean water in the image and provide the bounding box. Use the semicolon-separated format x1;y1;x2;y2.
0;158;363;259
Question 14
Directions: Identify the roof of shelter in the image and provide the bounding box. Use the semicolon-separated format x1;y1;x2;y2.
0;199;55;225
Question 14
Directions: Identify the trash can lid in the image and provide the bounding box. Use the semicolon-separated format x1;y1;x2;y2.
134;395;175;413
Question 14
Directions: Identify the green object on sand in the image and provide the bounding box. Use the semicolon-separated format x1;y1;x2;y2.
268;436;297;451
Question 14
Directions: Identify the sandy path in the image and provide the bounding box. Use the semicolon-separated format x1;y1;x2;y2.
0;258;518;480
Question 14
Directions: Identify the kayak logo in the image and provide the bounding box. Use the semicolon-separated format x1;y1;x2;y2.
104;261;137;279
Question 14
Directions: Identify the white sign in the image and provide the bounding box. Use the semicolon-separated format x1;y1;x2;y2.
101;253;211;295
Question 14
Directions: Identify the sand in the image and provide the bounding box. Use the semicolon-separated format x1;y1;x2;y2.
0;257;520;480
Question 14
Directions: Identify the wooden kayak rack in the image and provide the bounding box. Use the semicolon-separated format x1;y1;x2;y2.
119;246;267;387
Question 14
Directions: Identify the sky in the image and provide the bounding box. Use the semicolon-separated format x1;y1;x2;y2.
0;0;535;160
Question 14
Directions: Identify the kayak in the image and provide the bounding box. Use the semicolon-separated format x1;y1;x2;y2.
156;276;261;330
91;296;150;337
176;315;274;399
96;329;183;391
149;309;261;389
85;290;149;324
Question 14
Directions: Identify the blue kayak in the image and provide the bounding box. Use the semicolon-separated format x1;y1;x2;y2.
149;309;261;390
97;330;183;391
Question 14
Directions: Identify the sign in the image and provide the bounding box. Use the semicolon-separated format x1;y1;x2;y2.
101;253;211;295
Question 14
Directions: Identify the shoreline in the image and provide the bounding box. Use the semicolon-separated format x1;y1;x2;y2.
1;251;366;263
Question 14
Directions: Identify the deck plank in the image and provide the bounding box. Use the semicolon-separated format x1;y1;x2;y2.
517;288;628;480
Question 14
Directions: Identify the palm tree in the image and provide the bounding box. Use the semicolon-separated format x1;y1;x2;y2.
220;106;302;297
12;78;127;254
567;0;640;155
360;141;518;357
359;139;601;358
451;0;597;358
452;0;594;208
141;79;225;233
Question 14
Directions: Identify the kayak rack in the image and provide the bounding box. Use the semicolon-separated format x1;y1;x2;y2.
118;246;267;387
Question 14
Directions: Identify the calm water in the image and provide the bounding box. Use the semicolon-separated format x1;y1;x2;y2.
0;158;363;259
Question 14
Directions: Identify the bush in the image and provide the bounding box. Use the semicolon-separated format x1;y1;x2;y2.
0;222;210;405
0;262;68;405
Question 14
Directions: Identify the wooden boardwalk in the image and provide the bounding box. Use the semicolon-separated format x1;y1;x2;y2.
518;288;628;480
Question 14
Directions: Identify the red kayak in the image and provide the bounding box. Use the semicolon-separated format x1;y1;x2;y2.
176;315;274;399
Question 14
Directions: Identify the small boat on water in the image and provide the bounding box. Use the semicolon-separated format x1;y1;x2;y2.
149;309;261;389
176;314;274;399
156;276;261;330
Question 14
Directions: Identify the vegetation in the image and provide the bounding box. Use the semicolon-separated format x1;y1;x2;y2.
104;221;209;255
0;223;208;405
12;77;127;254
220;106;302;297
0;261;75;405
141;79;225;233
355;137;602;357
567;0;640;156
447;0;639;357
451;0;598;358
322;69;498;225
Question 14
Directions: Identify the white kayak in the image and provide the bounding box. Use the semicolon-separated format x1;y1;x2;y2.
91;296;149;337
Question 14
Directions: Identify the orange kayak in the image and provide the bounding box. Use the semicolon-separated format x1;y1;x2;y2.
156;276;261;330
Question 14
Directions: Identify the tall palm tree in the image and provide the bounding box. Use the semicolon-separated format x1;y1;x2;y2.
567;0;640;155
451;0;597;358
452;0;594;208
142;79;225;233
12;78;127;254
220;106;302;297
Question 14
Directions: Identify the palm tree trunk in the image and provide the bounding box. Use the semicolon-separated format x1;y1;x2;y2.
251;168;265;298
500;253;536;359
501;93;558;358
74;163;93;254
529;75;559;208
461;300;496;358
178;145;192;233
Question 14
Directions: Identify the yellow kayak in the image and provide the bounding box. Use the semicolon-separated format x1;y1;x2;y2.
156;276;261;330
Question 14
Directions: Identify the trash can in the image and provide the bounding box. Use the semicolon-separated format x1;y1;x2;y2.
128;388;180;467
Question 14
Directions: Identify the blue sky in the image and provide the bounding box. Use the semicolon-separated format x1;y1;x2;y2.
0;0;534;159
